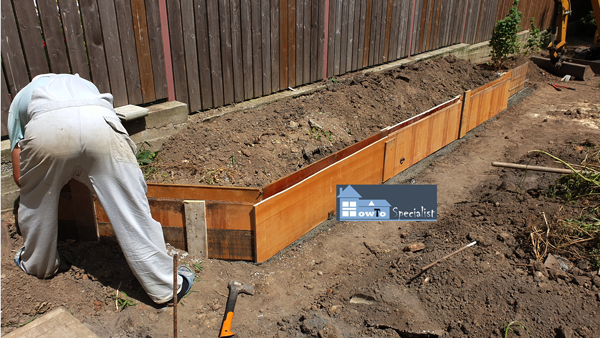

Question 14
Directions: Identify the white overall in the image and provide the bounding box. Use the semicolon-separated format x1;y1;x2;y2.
18;75;181;304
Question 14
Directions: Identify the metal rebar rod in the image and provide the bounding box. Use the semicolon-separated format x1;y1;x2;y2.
173;253;178;338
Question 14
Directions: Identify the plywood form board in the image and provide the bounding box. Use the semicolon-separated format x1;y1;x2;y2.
196;0;215;108
508;62;529;97
167;0;190;106
232;0;245;101
181;0;202;111
263;130;388;198
97;0;128;106
459;72;511;138
208;229;254;260
36;0;71;75
80;0;111;94
1;0;31;96
12;0;50;78
145;0;169;100
385;100;462;179
69;180;99;242
254;138;387;262
114;0;144;104
146;184;262;203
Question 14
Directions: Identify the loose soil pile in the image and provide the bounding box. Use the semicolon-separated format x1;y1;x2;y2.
149;56;498;187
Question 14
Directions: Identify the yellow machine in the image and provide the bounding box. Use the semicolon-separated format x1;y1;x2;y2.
548;0;600;67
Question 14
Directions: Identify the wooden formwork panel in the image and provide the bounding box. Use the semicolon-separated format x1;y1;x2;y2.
459;72;511;138
145;183;262;203
383;100;462;180
509;62;529;97
254;138;387;262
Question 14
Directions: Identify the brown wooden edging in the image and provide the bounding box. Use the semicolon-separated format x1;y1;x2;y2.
508;62;529;97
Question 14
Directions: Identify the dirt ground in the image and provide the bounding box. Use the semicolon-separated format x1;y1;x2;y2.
2;56;600;338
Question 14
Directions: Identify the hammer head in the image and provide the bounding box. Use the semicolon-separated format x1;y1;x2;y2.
228;280;254;296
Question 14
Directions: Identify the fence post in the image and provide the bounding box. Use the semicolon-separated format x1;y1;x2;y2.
158;0;175;101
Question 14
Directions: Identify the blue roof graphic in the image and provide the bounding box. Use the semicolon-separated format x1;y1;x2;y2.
337;185;362;198
357;200;391;207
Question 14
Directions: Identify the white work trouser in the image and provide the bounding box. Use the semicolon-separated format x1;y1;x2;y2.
18;105;181;304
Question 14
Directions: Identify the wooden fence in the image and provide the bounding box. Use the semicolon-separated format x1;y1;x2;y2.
1;0;555;138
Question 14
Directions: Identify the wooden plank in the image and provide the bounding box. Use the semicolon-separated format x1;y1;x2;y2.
531;57;595;81
36;0;70;74
255;138;387;262
317;0;326;79
1;68;9;137
205;201;255;230
382;138;397;182
12;0;49;78
339;0;349;74
459;74;511;137
240;0;254;100
58;0;92;80
431;0;441;49
272;0;281;91
208;229;254;260
295;0;304;83
303;0;311;83
327;0;336;77
351;0;362;70
1;0;30;96
196;0;215;108
398;0;411;58
130;0;156;103
184;201;208;258
220;0;235;104
362;0;372;67
369;0;380;65
333;0;342;75
232;0;245;101
388;96;461;133
262;0;273;93
145;0;169;100
346;0;356;72
417;0;428;53
97;0;128;106
114;0;144;104
288;0;297;86
383;0;394;61
310;0;318;82
280;0;289;88
69;180;99;242
263;131;388;197
252;0;264;95
388;0;400;61
207;0;225;105
357;0;367;68
181;0;202;111
146;184;262;203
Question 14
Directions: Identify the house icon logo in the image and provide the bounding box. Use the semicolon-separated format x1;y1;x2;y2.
337;185;391;220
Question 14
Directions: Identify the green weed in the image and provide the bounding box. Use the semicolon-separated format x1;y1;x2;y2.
504;320;531;337
193;261;203;282
108;290;136;312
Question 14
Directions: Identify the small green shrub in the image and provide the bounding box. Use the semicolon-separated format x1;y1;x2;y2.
525;18;542;54
489;0;523;68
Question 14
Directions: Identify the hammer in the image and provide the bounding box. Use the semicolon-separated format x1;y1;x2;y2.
219;280;254;337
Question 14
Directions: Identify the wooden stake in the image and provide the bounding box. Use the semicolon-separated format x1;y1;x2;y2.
408;241;476;283
173;253;178;338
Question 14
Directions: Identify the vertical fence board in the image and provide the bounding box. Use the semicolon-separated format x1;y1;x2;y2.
240;0;254;100
1;68;10;137
272;0;281;91
251;0;264;96
345;0;356;72
388;0;400;61
368;0;378;66
411;0;423;55
219;0;235;104
12;0;49;78
195;0;215;108
396;0;409;58
145;0;168;100
295;0;304;83
115;0;144;104
37;0;70;74
431;0;441;49
166;0;189;106
207;0;225;105
80;0;110;94
1;0;30;96
351;0;362;70
97;0;128;106
310;0;318;82
232;0;245;101
317;0;326;79
131;0;156;103
362;0;372;67
417;0;428;53
181;0;202;111
302;0;311;83
327;0;336;77
280;0;289;88
333;0;342;75
262;0;273;94
339;0;348;74
288;0;296;86
59;0;92;81
383;0;393;62
357;0;367;68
